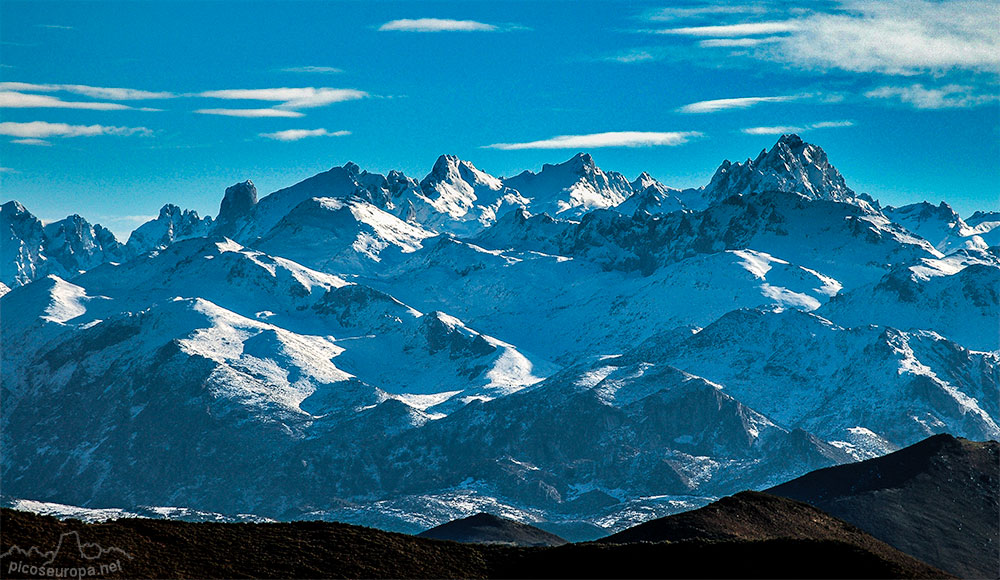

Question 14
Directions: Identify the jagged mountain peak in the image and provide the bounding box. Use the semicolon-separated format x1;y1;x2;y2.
631;171;658;191
503;153;632;217
566;152;596;171
422;154;502;191
2;199;31;216
703;134;855;204
127;203;213;256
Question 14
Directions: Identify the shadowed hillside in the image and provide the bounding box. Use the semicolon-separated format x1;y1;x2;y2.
418;513;568;546
769;434;999;579
1;507;948;579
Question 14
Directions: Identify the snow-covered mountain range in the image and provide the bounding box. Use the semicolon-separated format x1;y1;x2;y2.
3;134;997;537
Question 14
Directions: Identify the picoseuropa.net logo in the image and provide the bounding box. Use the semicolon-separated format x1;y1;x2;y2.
1;531;132;578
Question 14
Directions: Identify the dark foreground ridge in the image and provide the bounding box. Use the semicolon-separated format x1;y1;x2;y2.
1;507;948;579
769;434;1000;579
417;512;568;546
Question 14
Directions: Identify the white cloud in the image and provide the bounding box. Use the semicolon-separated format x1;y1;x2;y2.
865;84;999;109
605;49;657;63
0;82;173;100
378;18;498;32
742;120;855;134
0;91;132;110
36;24;74;30
699;36;783;47
259;128;350;141
484;131;701;150
194;108;305;118
657;21;801;37
742;125;805;135
195;87;368;109
281;66;343;74
647;6;771;21
0;166;16;172
0;121;152;138
11;138;51;146
678;94;804;113
682;1;1000;75
810;120;855;128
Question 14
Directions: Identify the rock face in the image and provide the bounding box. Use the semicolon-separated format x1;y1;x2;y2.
215;180;258;236
418;513;568;546
1;201;125;288
769;434;1000;580
126;204;213;256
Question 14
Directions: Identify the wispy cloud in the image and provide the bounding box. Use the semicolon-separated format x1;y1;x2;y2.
194;108;305;118
0;82;173;100
0;91;132;110
0;166;18;172
0;121;152;139
699;37;784;47
378;18;512;32
657;21;800;37
35;24;74;30
195;87;368;109
11;138;52;146
259;128;350;141
865;84;999;109
604;49;658;63
742;125;805;135
742;120;854;135
483;131;701;150
281;66;343;74
646;5;771;21
685;1;1000;75
678;94;805;113
810;120;855;128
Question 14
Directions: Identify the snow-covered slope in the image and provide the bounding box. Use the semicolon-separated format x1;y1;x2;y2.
1;239;552;512
819;251;1000;351
253;196;435;274
503;153;634;217
628;308;999;448
229;163;382;243
368;238;842;363
884;201;996;252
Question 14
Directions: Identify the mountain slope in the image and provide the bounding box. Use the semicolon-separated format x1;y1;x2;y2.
252;196;435;274
818;251;1000;351
769;434;999;579
626;308;999;449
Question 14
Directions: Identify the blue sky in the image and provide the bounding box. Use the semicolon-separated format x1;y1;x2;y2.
2;0;998;240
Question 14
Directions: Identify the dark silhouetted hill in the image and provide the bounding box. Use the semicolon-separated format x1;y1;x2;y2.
418;513;567;546
769;433;999;579
1;507;950;579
